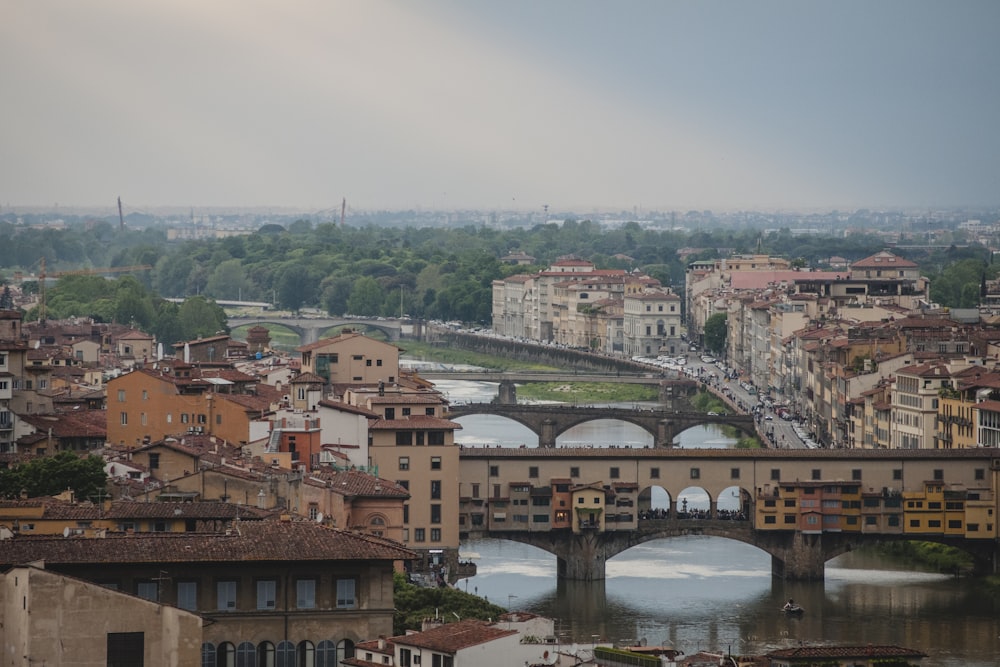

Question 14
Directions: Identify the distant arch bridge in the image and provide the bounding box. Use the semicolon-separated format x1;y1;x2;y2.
227;316;401;345
445;403;757;448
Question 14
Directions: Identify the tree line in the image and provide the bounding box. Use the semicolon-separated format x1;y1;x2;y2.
3;218;997;332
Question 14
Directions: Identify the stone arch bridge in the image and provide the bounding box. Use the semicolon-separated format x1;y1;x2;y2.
228;316;401;345
446;403;758;447
458;447;1000;581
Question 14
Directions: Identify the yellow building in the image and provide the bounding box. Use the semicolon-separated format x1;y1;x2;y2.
297;331;400;386
571;482;607;533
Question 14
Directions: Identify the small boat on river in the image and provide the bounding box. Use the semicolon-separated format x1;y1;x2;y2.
782;599;805;615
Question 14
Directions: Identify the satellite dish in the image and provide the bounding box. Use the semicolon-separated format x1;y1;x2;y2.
316;512;324;523
62;527;71;538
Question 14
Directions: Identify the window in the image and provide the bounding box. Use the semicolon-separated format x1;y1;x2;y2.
118;389;126;402
257;579;277;610
764;516;776;524
136;581;158;601
428;431;445;445
570;466;579;478
399;456;410;471
385;408;396;420
852;469;862;481
431;504;441;523
610;467;620;479
431;480;441;499
731;467;740;480
142;390;148;401
148;453;160;470
471;483;480;498
489;465;499;477
217;580;237;611
893;468;902;480
396;432;413;446
975;468;985;480
529;466;539;478
650;467;659;479
430;456;441;470
177;581;198;611
933;469;944;480
400;649;412;667
108;632;144;666
771;469;780;481
812;469;821;480
141;412;147;426
430;528;441;542
336;579;356;608
690;468;700;479
120;412;128;426
414;528;425;541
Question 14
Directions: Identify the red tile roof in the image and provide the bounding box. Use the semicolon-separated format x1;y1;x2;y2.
0;519;416;565
766;644;926;660
391;619;517;653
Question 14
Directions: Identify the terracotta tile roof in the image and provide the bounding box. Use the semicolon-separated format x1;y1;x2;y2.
391;620;517;653
305;469;410;499
0;519;416;565
319;399;378;418
291;372;326;385
850;251;919;269
369;416;463;430
365;394;444;406
18;410;107;438
766;645;926;660
105;500;271;520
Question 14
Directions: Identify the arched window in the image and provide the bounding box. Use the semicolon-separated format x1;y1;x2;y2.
257;642;276;667
275;641;296;667
336;639;355;662
368;514;387;536
216;642;236;667
202;643;216;667
297;640;315;667
236;641;257;667
315;640;336;667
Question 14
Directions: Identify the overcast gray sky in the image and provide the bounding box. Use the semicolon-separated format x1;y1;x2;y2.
2;0;998;213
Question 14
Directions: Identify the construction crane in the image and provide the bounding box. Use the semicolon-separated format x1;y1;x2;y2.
35;257;153;322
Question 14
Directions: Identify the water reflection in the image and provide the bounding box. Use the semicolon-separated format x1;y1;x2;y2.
463;536;1000;666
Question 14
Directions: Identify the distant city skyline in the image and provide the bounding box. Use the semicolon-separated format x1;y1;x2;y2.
2;1;998;212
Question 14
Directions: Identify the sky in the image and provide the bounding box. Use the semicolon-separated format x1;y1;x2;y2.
2;0;998;214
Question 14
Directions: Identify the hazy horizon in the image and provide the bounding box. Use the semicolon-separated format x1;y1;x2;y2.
3;1;998;213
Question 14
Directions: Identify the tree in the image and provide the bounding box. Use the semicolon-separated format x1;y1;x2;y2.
347;276;386;316
276;264;316;313
177;296;228;339
0;452;107;501
704;312;728;355
206;259;252;301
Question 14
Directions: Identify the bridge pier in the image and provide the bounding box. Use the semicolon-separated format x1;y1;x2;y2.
540;419;557;448
497;380;518;405
554;532;610;581
770;532;826;581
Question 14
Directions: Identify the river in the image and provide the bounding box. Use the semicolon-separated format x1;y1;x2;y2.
431;378;1000;666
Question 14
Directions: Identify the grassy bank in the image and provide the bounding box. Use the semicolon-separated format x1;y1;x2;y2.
867;541;974;574
515;381;659;404
397;340;561;372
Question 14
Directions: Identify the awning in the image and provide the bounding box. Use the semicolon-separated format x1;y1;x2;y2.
459;551;481;560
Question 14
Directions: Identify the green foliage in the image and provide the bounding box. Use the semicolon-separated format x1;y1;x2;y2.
593;646;659;667
392;572;507;635
177;297;229;340
0;452;107;501
872;541;974;573
704;312;727;355
691;390;727;414
515;382;659;404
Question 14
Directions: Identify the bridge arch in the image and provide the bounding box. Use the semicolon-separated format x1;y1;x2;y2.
447;404;757;448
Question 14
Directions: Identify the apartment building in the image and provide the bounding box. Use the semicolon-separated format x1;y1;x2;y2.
0;519;415;663
345;384;463;572
298;331;400;386
106;362;276;448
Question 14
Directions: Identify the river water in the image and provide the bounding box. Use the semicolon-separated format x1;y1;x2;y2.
433;379;1000;666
